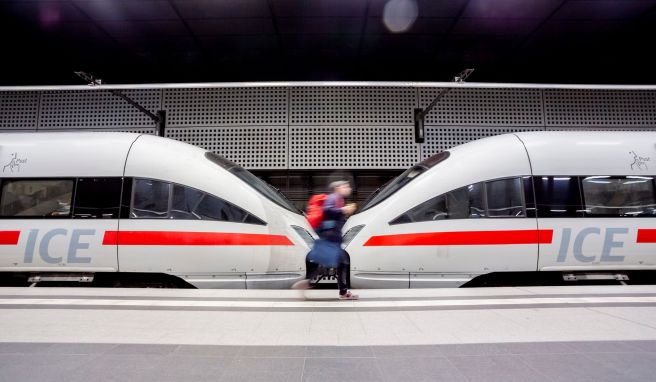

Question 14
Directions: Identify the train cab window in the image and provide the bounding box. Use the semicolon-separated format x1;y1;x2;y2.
73;178;122;219
0;179;74;217
581;176;656;217
205;152;301;214
486;178;525;217
390;182;485;224
361;151;450;212
533;176;583;217
132;179;170;218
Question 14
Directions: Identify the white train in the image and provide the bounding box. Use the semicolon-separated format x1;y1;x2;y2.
343;131;656;288
0;132;315;288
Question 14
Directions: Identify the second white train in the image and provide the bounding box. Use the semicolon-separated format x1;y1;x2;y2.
342;131;656;288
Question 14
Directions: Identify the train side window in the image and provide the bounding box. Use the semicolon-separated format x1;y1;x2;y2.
132;179;170;218
193;192;265;225
466;182;486;218
581;176;656;217
73;178;122;219
171;184;204;219
390;182;485;224
486;178;525;217
160;183;266;225
0;179;74;218
533;176;583;217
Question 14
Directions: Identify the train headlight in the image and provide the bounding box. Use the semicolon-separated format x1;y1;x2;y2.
342;225;365;248
291;225;315;247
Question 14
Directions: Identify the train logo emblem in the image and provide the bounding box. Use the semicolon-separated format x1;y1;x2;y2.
2;152;27;173
629;151;649;170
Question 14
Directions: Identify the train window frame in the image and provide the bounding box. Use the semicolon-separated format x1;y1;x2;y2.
484;177;527;218
129;177;266;225
72;177;123;219
0;177;76;219
131;178;172;219
389;176;529;225
523;176;537;218
533;176;585;218
580;175;656;218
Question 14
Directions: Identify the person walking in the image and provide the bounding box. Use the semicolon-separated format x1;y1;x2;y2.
292;180;359;300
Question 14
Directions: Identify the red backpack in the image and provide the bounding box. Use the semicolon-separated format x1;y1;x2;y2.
306;194;328;229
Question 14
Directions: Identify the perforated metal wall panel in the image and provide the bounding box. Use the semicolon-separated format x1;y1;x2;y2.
0;91;39;130
290;126;419;169
163;88;288;126
419;88;544;126
166;126;287;169
421;126;545;159
39;90;161;129
290;87;415;125
2;85;656;171
545;127;656;132
544;90;656;127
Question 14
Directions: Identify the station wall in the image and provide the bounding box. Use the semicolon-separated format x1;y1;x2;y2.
2;84;656;208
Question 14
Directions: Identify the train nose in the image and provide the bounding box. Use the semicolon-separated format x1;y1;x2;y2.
291;225;315;249
342;225;365;249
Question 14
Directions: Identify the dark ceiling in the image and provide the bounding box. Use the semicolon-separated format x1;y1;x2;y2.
1;0;655;85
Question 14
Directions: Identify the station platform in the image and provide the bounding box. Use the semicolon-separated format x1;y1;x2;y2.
1;285;656;381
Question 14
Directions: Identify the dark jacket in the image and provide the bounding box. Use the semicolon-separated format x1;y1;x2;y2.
318;192;345;243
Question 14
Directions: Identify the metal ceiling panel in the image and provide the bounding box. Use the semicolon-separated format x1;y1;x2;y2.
452;18;541;36
554;0;656;20
98;20;189;39
72;0;178;21
273;0;367;17
278;17;363;34
4;1;87;22
463;0;563;19
368;0;468;18
364;17;452;34
172;0;270;18
187;18;275;35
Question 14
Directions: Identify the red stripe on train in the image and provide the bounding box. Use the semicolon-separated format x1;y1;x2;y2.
363;229;554;246
636;229;656;243
0;231;20;245
102;231;293;246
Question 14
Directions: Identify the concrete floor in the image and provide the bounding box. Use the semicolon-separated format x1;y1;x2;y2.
1;285;656;381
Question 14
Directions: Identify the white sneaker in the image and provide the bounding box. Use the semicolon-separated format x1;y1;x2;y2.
339;290;359;300
291;279;312;290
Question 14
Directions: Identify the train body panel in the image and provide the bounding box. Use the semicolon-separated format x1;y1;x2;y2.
345;131;656;288
0;132;136;177
0;219;119;272
1;132;312;288
538;219;656;271
518;131;656;176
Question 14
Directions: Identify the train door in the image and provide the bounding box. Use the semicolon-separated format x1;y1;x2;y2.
116;178;271;288
537;175;656;270
0;178;121;272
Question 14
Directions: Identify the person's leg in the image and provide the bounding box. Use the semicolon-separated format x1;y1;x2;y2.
343;251;351;289
336;260;349;296
292;259;319;290
336;250;351;295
